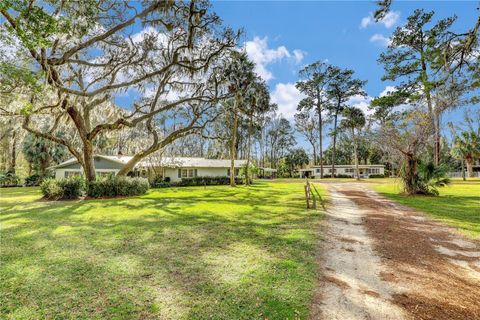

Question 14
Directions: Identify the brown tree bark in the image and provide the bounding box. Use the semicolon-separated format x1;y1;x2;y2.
230;95;239;187
9;130;16;173
317;89;324;178
353;127;360;180
331;104;340;178
244;112;254;186
466;156;474;178
404;154;418;195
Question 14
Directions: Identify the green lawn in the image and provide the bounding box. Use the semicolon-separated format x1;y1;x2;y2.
370;178;480;239
0;181;324;319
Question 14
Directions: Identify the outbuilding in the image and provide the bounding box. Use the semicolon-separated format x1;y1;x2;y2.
299;164;385;179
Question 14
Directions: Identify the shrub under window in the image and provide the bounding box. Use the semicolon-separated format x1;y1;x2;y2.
87;176;149;198
40;176;85;200
40;178;64;200
176;176;244;186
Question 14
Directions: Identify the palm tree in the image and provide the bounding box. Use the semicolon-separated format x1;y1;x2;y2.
223;51;256;186
451;131;480;178
340;106;366;180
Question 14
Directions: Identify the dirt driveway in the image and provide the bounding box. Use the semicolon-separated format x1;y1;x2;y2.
311;182;480;320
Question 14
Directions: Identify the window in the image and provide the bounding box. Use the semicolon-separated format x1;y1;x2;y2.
178;168;197;178
316;168;320;173
227;168;240;176
97;171;115;178
345;168;354;173
64;171;82;178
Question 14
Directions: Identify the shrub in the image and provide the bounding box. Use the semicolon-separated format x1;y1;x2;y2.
40;178;64;200
87;176;149;198
150;176;170;188
59;176;85;199
152;180;170;188
40;176;85;200
334;174;352;178
24;174;49;186
399;161;450;195
368;174;385;178
0;171;20;187
176;176;244;186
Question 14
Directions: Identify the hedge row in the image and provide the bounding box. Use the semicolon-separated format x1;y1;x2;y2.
368;174;385;178
40;176;149;200
87;176;149;198
175;176;245;186
150;176;247;188
40;177;85;200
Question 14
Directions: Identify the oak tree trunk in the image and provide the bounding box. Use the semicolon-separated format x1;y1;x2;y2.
83;141;96;182
9;130;16;173
466;156;474;178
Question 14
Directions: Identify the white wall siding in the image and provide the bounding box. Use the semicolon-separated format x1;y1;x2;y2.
301;165;385;179
164;167;230;182
55;168;119;180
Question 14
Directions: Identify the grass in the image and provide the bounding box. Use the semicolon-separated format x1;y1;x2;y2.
0;181;325;319
369;178;480;239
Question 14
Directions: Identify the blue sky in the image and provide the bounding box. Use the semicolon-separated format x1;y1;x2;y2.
212;0;479;149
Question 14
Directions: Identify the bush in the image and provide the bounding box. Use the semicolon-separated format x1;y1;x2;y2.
334;174;352;178
368;174;385;178
40;176;85;200
0;171;20;187
40;178;64;200
176;176;244;186
87;176;149;198
150;175;170;188
152;180;170;188
24;174;51;186
59;176;85;199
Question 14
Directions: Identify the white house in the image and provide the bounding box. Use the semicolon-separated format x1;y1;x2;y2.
51;155;247;182
299;164;385;179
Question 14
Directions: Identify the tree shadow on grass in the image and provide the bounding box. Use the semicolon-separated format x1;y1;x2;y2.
0;183;321;319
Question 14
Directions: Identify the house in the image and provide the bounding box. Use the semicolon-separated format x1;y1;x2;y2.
51;155;247;182
299;164;385;179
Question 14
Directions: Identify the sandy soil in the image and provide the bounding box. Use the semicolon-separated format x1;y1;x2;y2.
311;182;480;320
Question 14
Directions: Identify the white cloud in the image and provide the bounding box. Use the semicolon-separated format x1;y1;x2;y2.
244;37;304;81
380;85;397;97
270;83;305;120
370;33;391;47
347;94;374;117
293;49;305;63
382;11;401;28
360;11;400;29
360;16;375;29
